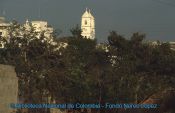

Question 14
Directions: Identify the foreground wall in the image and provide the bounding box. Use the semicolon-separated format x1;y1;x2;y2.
0;64;18;113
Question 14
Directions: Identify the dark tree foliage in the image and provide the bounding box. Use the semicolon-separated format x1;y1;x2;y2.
0;23;175;113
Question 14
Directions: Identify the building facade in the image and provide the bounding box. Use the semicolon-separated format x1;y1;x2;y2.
0;17;10;48
24;20;54;43
0;18;55;48
0;17;10;38
81;8;95;39
169;42;175;50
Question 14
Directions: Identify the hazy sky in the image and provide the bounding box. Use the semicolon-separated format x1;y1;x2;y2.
0;0;175;42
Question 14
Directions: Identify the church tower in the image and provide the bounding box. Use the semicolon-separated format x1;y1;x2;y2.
81;8;95;39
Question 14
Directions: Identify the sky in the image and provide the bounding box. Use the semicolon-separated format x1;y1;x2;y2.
0;0;175;42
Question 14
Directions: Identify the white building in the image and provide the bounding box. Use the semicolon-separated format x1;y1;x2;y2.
24;20;54;40
0;17;10;38
0;17;10;48
0;17;5;23
81;8;95;39
169;42;175;50
151;41;175;50
0;18;55;48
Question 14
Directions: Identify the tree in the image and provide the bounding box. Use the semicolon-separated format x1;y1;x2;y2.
70;24;82;38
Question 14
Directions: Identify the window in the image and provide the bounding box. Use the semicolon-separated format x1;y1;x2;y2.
85;20;87;25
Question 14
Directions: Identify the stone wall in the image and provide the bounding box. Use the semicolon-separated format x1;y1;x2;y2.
0;64;18;113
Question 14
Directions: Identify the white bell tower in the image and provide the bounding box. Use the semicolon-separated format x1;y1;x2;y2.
81;8;95;40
